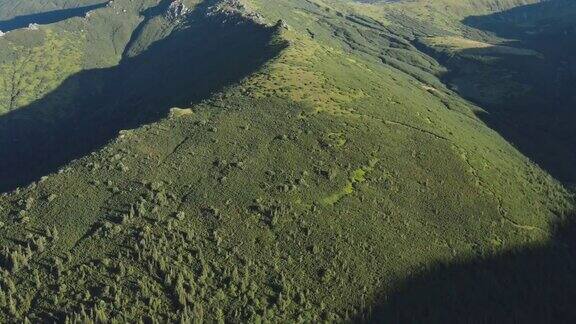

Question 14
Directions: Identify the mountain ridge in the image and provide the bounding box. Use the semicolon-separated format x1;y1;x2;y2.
0;0;574;321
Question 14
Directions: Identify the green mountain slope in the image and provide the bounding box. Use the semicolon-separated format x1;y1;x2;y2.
397;0;576;185
0;0;104;20
0;0;574;322
0;0;281;192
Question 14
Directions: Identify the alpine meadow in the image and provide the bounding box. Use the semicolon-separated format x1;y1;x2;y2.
0;0;575;322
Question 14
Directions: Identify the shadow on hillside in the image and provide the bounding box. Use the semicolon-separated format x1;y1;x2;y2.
440;1;576;185
122;0;174;58
364;213;576;323
0;2;108;32
361;4;576;320
0;3;285;193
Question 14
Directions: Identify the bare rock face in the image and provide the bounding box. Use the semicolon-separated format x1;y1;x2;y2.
207;0;266;25
276;19;290;30
208;0;246;16
166;0;189;20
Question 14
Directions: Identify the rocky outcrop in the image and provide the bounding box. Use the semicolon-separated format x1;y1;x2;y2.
166;0;189;20
276;19;290;30
208;0;266;25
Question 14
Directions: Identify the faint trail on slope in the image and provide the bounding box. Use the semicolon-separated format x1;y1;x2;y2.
382;119;450;141
456;145;546;233
376;109;545;232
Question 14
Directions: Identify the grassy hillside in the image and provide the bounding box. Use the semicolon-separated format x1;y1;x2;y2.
0;0;280;192
0;0;107;21
0;0;574;322
408;0;576;185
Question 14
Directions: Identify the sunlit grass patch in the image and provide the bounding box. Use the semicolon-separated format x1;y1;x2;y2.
0;29;84;115
321;158;378;206
241;29;365;116
423;36;542;57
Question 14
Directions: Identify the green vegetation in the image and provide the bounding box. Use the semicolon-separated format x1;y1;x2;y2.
322;159;377;206
0;0;574;322
0;30;84;115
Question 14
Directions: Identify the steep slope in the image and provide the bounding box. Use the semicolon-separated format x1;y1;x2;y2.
0;0;280;192
456;0;576;185
0;0;573;322
350;0;576;185
0;0;106;21
0;1;108;33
